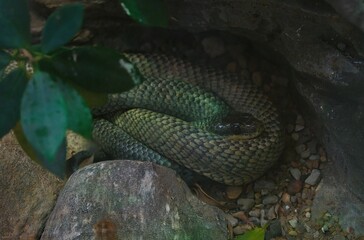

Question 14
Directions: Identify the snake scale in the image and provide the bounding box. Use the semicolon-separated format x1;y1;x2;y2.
92;53;285;185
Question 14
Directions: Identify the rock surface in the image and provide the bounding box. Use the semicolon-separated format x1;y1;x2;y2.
41;160;227;240
0;133;64;239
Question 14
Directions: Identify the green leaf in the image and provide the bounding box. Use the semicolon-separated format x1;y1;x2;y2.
0;68;27;137
0;0;31;48
0;51;11;72
119;0;168;27
41;3;84;53
234;227;266;240
58;80;92;138
20;71;67;161
39;46;143;93
13;121;67;178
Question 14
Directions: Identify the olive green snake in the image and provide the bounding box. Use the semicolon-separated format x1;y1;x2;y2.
92;53;285;185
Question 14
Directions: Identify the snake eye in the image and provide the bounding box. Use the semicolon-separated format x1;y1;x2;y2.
211;112;263;137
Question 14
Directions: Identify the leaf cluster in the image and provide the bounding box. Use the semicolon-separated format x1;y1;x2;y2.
0;0;168;177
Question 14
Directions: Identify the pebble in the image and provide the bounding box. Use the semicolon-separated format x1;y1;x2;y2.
232;211;248;222
305;211;311;219
233;224;252;235
291;133;299;141
287;179;303;194
264;219;282;239
248;209;261;218
301;149;311;159
254;180;276;192
226;186;243;200
289;218;298;228
309;154;320;160
289;168;301;180
202;36;225;58
305;169;321;185
295;144;306;154
306;159;320;169
267;205;277;220
281;192;291;204
288;230;298;236
237;198;255;211
295;125;305;132
262;195;279;205
225;214;238;227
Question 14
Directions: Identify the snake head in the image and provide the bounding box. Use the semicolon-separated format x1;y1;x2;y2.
212;112;263;140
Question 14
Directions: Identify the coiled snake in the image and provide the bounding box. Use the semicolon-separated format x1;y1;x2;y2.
92;54;285;185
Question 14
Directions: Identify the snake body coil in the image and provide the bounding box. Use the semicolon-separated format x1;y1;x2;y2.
93;54;285;185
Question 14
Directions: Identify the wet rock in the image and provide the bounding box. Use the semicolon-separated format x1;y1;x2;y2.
305;169;321;185
248;209;261;218
233;224;252;235
262;195;279;205
225;214;238;227
265;219;282;239
254;180;276;192
237;198;255;211
41;161;227;239
287;180;303;194
289;168;301;180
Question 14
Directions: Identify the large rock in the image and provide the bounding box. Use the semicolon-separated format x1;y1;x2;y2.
0;133;64;239
41;160;227;240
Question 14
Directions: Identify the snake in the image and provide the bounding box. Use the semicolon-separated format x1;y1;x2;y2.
92;53;285;185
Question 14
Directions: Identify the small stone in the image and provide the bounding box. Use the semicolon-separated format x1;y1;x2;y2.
262;195;279;205
261;189;269;196
233;224;252;235
288;230;298;236
295;144;306;154
301;149;311;159
267;206;276;220
305;211;311;219
295;125;305;132
252;72;263;86
225;214;238;227
265;219;282;239
309;155;320;160
289;168;301;180
237;198;255;211
254;180;276;192
291;133;299;141
313;231;320;238
248;209;261;218
305;169;321;185
202;36;225;57
281;192;291;204
306;159;320;169
290;195;297;203
287;179;303;194
232;211;249;222
289;218;298;228
226;186;243;200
